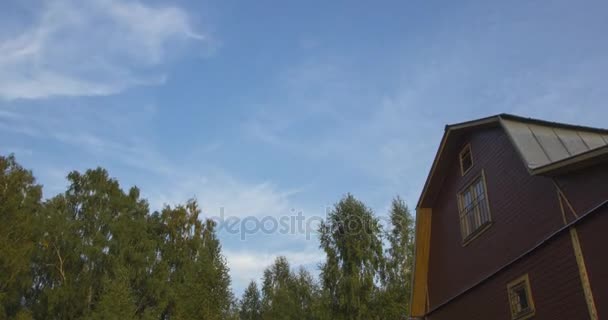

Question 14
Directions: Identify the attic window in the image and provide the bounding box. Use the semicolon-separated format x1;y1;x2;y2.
459;144;473;175
507;274;535;320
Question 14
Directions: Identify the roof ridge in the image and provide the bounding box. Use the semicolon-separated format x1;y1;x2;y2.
498;113;608;134
446;113;608;134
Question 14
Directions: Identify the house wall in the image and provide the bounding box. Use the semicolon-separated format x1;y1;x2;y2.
428;231;589;320
427;126;566;309
576;205;608;319
555;162;608;318
554;162;608;216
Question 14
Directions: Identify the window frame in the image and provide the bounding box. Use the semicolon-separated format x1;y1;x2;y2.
459;143;474;176
457;170;492;245
507;274;536;320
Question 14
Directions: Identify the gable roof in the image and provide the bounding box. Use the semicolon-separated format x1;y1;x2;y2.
410;113;608;318
417;113;608;208
502;117;608;171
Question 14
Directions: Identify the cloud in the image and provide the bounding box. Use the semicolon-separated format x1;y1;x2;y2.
149;168;302;217
244;14;608;206
243;58;443;206
0;0;205;100
225;249;324;293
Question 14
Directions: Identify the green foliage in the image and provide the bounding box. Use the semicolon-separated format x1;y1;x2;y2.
0;155;42;319
258;257;321;320
0;154;415;320
239;281;261;320
379;196;415;319
89;269;137;320
319;194;385;320
0;155;234;319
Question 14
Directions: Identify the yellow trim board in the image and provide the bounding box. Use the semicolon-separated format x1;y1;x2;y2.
570;228;598;320
410;207;432;317
555;184;598;320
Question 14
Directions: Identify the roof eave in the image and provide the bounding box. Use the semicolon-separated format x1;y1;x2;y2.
531;145;608;176
416;115;502;209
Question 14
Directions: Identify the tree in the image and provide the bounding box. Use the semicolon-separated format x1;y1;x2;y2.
31;168;151;319
0;155;42;319
89;268;137;320
318;194;384;320
0;156;237;320
260;257;322;320
291;267;322;320
0;153;418;320
240;281;261;320
155;201;234;319
379;196;415;319
261;256;295;319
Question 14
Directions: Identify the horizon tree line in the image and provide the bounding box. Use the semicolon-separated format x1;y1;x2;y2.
0;154;415;319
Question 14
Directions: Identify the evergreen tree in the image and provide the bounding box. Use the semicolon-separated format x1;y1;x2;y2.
240;281;262;320
318;194;384;320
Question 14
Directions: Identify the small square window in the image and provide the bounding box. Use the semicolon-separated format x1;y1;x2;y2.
507;274;535;320
459;144;473;175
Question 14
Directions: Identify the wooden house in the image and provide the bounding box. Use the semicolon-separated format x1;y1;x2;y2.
410;114;608;319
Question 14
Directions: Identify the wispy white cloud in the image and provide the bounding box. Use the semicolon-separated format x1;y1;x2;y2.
225;249;323;292
0;0;206;100
149;168;302;216
244;47;608;208
243;59;441;206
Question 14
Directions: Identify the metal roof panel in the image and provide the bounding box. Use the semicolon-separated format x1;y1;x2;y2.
579;131;607;149
554;128;589;156
528;124;571;162
502;119;551;168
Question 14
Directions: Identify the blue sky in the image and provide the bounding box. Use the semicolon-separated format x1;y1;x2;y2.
2;0;608;294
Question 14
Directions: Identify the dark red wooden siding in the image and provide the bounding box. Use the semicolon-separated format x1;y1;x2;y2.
556;162;608;318
577;205;608;319
555;163;608;216
427;126;566;308
429;232;589;320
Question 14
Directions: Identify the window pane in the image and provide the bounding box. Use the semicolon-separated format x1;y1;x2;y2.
475;180;484;198
460;146;473;174
463;190;472;208
458;176;490;241
517;288;529;310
